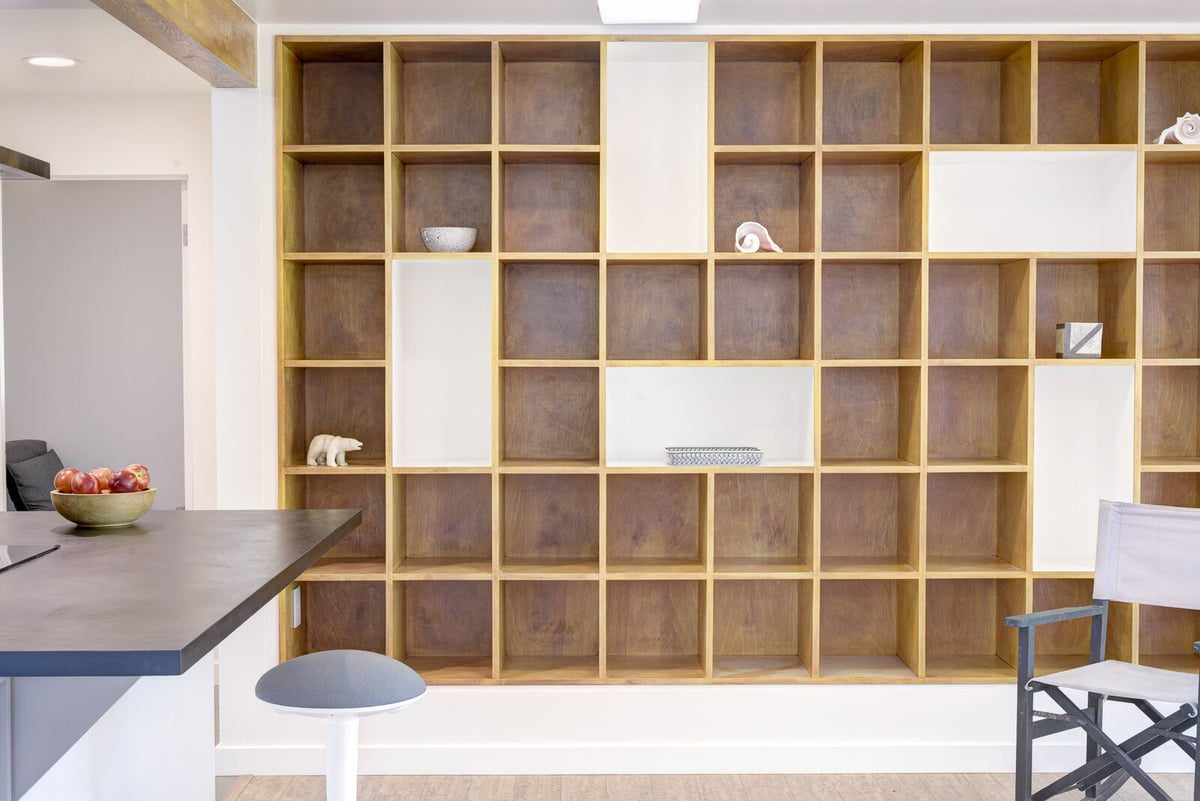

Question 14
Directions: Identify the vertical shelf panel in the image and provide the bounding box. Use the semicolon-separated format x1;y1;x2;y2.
396;474;492;573
397;580;492;680
606;579;705;678
714;473;812;573
930;41;1032;145
502;368;600;464
926;579;1024;679
820;473;919;574
1144;261;1200;358
714;261;814;360
822;42;923;145
502;474;600;570
928;366;1028;466
713;579;813;679
281;261;386;361
928;260;1029;360
714;155;815;253
393;259;492;466
606;367;815;466
822;153;922;253
503;261;600;360
821;366;920;466
392;41;492;145
1034;259;1136;359
1037;42;1139;145
607;474;705;571
502;581;600;680
281;41;384;146
606;42;707;253
819;579;918;679
714;42;816;146
500;41;601;145
821;259;921;360
928;151;1136;253
607;261;704;361
927;473;1027;573
1032;366;1134;571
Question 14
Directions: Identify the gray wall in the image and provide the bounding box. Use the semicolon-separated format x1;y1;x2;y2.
1;180;184;510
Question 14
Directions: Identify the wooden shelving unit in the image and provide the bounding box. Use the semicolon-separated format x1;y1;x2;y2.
277;34;1200;684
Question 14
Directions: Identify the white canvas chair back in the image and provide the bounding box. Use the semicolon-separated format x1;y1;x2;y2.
1094;500;1200;611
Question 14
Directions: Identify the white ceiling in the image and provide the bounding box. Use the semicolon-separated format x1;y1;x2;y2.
2;0;1200;95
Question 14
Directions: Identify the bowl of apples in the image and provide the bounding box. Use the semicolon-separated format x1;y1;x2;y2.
50;464;156;528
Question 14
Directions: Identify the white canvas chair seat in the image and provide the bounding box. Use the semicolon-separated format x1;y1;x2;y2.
1037;660;1200;710
1007;500;1200;801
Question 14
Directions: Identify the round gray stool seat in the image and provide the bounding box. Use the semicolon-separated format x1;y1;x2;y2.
255;649;426;713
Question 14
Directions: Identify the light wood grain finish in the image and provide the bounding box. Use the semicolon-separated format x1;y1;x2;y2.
822;260;921;359
820;579;918;678
606;263;704;360
821;473;920;572
822;367;921;463
715;262;814;359
714;160;815;252
714;473;812;568
1037;42;1139;145
503;581;600;675
928;260;1029;359
92;0;255;87
280;43;383;145
927;366;1028;463
1144;42;1200;144
396;56;491;145
930;41;1031;145
1141;367;1200;459
502;58;601;145
822;156;922;252
1034;259;1136;359
925;579;1022;677
502;368;599;462
282;367;386;466
607;474;704;566
396;160;492;252
502;474;599;563
1139;603;1200;664
400;580;492;662
398;474;492;564
289;159;386;253
713;579;812;677
283;474;387;561
503;162;600;253
822;43;923;145
304;581;387;654
714;46;816;146
1145;161;1200;252
927;472;1027;572
607;580;704;670
1144;261;1200;358
1141;471;1200;506
280;262;386;360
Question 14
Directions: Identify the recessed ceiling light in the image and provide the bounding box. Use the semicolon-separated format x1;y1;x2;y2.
24;56;79;68
598;0;700;24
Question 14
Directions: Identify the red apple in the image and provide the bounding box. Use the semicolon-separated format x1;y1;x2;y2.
89;467;115;491
70;471;100;494
125;464;150;491
109;469;139;493
54;467;80;493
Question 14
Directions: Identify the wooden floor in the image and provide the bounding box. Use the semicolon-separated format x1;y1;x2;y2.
219;773;1195;800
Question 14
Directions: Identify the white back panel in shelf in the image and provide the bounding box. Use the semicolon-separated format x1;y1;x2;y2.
606;366;815;466
605;42;708;254
392;259;492;466
929;151;1137;253
1033;365;1135;572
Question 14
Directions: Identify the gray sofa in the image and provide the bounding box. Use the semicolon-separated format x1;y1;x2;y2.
6;439;63;511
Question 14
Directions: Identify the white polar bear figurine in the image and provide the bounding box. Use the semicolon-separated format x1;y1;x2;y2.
306;434;363;467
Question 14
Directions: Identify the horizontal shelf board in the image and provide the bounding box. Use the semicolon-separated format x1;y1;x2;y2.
1144;145;1200;164
821;146;924;164
282;359;387;368
1032;570;1094;579
712;146;816;165
391;145;492;164
389;251;496;260
1138;654;1200;672
926;556;1026;576
820;251;923;260
606;252;708;262
1033;358;1133;366
819;459;920;472
1144;251;1200;261
282;145;386;164
924;655;1016;680
712;655;812;681
606;460;814;470
390;465;494;474
1140;457;1200;471
499;359;600;368
820;359;922;367
605;360;815;368
499;145;600;164
283;251;388;262
1142;358;1200;367
605;654;705;679
606;559;706;575
499;252;603;260
927;457;1027;470
402;656;493;683
500;656;600;681
928;251;1134;260
818;655;916;682
713;557;812;576
713;251;817;261
500;559;600;576
819;556;918;576
394;557;492;576
283;464;388;475
928;358;1032;367
299;559;387;581
498;461;601;472
933;144;1136;153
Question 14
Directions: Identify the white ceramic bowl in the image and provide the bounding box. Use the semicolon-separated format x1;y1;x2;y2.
51;488;157;528
420;226;478;253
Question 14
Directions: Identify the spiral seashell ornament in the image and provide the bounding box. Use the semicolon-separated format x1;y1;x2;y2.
1157;112;1200;144
734;221;783;253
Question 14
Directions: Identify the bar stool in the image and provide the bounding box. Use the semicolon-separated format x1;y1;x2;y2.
255;649;427;801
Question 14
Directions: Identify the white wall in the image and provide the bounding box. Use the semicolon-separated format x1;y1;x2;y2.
0;92;216;510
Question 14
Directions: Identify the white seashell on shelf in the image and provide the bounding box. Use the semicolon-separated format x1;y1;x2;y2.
734;221;783;253
1157;112;1200;144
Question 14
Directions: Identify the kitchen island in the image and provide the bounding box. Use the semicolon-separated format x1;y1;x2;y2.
0;508;360;800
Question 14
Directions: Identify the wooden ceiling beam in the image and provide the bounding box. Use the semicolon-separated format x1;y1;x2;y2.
91;0;257;88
